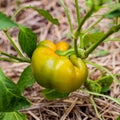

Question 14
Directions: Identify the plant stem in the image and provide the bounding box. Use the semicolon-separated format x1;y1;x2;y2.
0;58;17;62
15;0;21;8
90;96;102;120
1;51;30;63
75;0;81;25
82;90;120;106
13;2;73;33
79;34;84;48
85;15;104;33
12;6;30;20
74;38;79;56
85;60;120;84
74;1;95;38
55;47;83;57
58;0;73;33
74;0;82;50
114;17;119;25
73;2;95;57
85;24;120;57
4;31;25;58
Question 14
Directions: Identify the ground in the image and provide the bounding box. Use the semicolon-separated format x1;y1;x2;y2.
0;0;120;120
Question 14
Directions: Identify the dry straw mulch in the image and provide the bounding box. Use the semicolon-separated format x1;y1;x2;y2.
0;0;120;120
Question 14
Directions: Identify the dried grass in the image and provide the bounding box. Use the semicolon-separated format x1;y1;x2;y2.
0;0;120;120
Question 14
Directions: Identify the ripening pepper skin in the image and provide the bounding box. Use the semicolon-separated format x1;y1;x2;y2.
31;40;88;94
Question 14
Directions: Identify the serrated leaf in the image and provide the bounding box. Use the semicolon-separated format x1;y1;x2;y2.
33;8;59;25
42;89;69;100
0;11;18;30
0;68;30;112
0;112;27;120
18;26;37;58
17;65;35;93
83;32;104;48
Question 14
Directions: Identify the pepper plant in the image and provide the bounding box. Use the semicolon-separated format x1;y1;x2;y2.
0;0;120;119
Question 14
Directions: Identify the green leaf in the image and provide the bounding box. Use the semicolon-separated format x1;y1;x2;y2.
17;65;35;93
85;75;113;94
32;8;59;25
86;0;104;11
83;32;104;48
96;75;113;93
105;4;120;18
42;89;69;100
116;115;120;120
0;68;30;112
0;112;27;120
86;0;111;7
85;80;102;93
18;26;37;58
0;11;18;30
86;0;93;7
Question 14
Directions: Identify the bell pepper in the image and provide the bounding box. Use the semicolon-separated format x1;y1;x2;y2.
31;40;88;94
